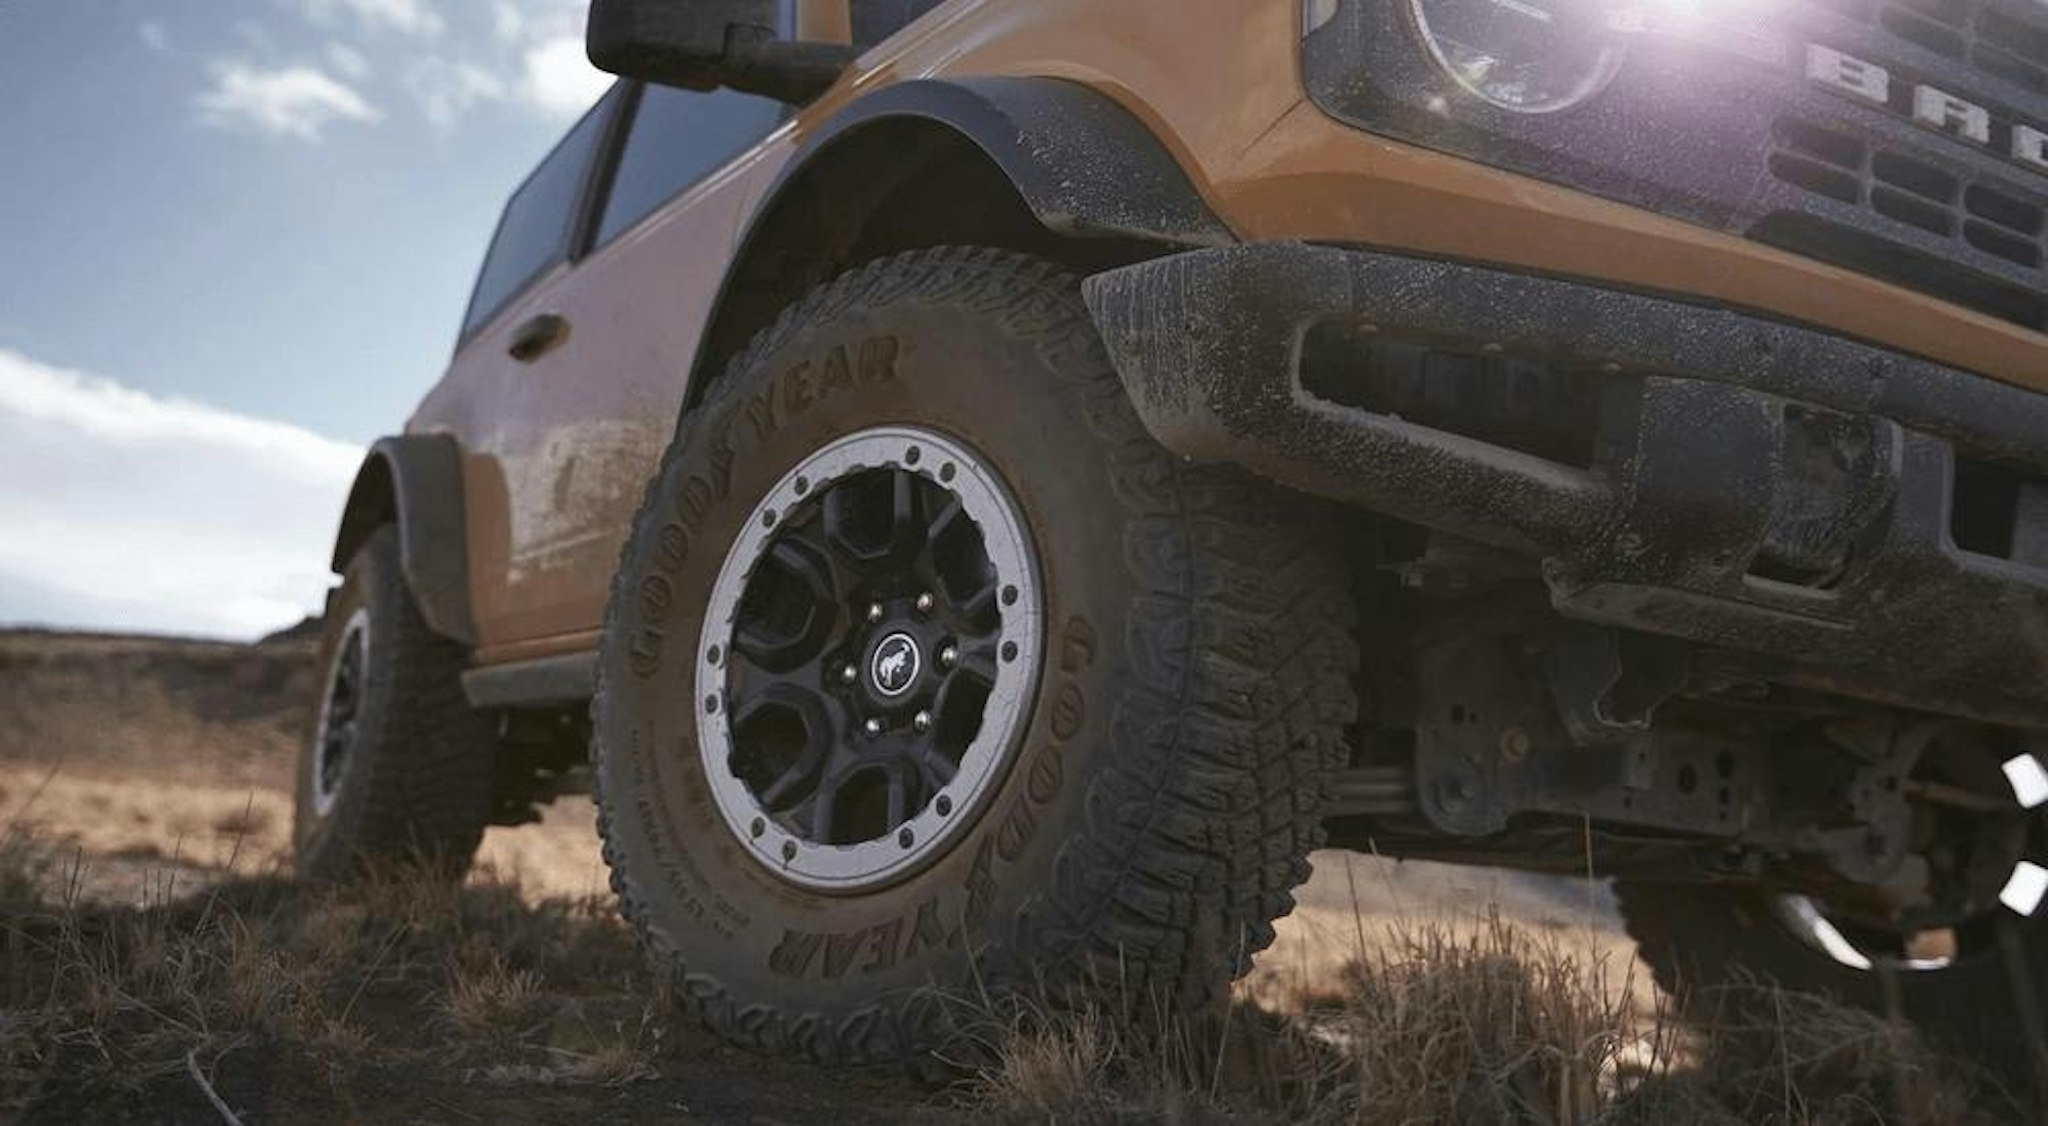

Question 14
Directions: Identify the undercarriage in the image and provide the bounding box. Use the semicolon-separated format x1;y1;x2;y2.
1327;526;2047;971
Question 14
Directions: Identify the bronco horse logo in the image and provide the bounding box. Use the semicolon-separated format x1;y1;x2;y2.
872;634;920;696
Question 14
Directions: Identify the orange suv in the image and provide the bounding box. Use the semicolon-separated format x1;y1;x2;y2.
300;0;2048;1072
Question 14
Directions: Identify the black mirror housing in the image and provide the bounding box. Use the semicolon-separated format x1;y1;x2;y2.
587;0;857;104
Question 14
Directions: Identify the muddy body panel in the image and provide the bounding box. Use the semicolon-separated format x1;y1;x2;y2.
1087;243;2048;727
376;0;2044;664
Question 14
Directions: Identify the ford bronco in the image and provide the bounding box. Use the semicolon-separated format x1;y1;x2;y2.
300;0;2048;1072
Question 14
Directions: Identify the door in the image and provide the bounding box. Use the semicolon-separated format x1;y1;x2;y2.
427;82;793;655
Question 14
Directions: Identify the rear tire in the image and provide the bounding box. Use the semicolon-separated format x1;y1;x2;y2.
1619;879;2048;1084
294;526;496;880
592;248;1360;1062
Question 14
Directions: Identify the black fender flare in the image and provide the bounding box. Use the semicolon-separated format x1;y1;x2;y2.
788;76;1234;246
681;75;1235;411
330;434;476;646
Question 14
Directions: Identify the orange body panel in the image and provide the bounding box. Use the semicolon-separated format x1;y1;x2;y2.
412;0;2046;663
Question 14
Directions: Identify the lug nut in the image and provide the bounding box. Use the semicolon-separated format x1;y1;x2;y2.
915;591;935;615
841;663;859;684
913;710;932;733
863;718;883;738
938;645;958;669
867;602;884;623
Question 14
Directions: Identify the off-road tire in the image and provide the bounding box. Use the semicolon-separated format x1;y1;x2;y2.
592;247;1360;1063
294;525;496;880
1618;880;2048;1082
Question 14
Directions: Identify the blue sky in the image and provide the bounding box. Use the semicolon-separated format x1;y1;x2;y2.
0;0;613;638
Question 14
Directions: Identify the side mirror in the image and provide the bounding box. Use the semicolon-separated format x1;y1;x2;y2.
586;0;858;105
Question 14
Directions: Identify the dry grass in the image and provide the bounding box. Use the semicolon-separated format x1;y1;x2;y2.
966;912;2016;1126
3;628;2025;1121
0;826;662;1120
0;822;2024;1123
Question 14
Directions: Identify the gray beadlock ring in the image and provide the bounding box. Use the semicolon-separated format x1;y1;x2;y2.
695;426;1045;894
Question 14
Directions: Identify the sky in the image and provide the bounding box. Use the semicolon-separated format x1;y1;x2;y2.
0;0;615;639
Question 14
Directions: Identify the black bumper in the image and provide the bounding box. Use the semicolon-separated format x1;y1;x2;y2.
1082;244;2048;728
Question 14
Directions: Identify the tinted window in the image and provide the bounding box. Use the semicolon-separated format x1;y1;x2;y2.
853;0;945;44
595;86;786;247
463;93;614;335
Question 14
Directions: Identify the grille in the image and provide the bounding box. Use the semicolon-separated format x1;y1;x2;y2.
1773;0;2048;329
1880;0;2048;96
1771;117;2047;270
1813;0;2048;95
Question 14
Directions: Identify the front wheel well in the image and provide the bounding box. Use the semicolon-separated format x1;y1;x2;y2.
331;453;395;575
688;117;1174;411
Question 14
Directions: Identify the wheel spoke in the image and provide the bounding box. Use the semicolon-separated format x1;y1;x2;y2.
823;468;923;571
886;767;914;831
887;470;925;560
731;541;836;671
923;495;1000;623
948;643;1000;689
757;720;832;812
729;691;832;814
807;766;861;845
913;743;959;792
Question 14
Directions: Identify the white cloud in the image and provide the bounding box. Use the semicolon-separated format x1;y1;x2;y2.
406;58;506;129
138;21;170;52
326;42;371;79
490;1;529;42
196;62;381;140
0;350;362;641
291;0;445;38
520;35;609;119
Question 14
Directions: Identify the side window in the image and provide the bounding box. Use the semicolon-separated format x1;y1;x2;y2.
462;91;616;336
594;85;786;248
852;0;945;44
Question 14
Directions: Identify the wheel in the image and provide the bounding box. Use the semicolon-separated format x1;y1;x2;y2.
1620;734;2048;1083
593;247;1359;1062
295;525;497;880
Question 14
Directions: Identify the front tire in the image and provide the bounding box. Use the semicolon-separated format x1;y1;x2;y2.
295;526;496;880
592;248;1360;1062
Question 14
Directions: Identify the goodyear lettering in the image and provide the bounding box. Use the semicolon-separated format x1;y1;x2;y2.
963;838;998;933
820;344;854;394
822;929;866;979
859;335;899;383
628;626;664;677
904;896;952;958
769;929;824;978
782;360;814;415
638;574;672;624
741;383;779;441
766;898;936;981
655;521;689;573
862;918;904;974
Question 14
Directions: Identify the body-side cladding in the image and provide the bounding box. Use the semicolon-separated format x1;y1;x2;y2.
331;434;477;646
462;651;596;709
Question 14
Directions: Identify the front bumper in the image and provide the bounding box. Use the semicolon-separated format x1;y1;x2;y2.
1083;244;2048;727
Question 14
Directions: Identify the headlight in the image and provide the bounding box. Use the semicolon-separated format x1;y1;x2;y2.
1408;0;1626;114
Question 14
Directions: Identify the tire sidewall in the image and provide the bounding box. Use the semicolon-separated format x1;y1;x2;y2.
294;530;403;878
596;272;1198;1049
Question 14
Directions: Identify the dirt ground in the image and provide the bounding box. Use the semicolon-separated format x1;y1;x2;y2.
0;626;1656;1123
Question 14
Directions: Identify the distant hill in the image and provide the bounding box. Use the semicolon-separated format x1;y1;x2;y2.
0;627;316;789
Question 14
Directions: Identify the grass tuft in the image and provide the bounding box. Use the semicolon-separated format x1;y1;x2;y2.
0;834;660;1118
965;910;2011;1126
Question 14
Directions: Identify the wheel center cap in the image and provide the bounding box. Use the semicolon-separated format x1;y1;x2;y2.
870;632;922;698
